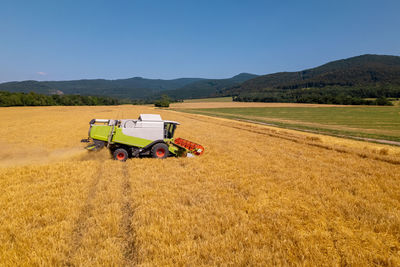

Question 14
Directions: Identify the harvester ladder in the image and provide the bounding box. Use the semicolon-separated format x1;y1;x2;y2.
107;123;116;148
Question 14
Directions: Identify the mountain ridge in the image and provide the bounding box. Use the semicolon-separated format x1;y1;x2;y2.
223;54;400;105
1;54;400;102
156;73;258;99
0;74;256;99
224;54;400;95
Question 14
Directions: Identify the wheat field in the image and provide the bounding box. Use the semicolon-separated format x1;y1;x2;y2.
1;105;400;265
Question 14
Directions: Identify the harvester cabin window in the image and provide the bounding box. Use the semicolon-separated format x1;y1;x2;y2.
164;123;176;139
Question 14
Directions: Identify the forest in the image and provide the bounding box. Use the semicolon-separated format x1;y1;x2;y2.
0;91;121;107
232;86;396;105
225;55;400;105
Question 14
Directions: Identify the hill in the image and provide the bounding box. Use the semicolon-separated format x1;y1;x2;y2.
156;73;258;99
0;77;204;99
0;73;258;100
223;54;400;105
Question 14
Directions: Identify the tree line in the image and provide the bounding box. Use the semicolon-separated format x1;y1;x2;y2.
232;86;397;105
0;91;121;107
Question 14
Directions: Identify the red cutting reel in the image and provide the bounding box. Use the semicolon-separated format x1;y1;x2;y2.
174;138;205;156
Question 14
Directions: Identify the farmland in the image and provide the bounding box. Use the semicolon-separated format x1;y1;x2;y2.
182;96;233;103
1;105;400;265
177;105;400;143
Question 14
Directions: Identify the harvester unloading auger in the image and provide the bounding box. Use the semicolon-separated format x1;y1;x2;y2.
81;114;204;161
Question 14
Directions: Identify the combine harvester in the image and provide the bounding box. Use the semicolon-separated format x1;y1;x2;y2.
81;114;204;161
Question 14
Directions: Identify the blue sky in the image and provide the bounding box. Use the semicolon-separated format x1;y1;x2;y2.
0;0;399;82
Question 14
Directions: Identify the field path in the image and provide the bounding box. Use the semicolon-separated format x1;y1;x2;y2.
237;118;400;146
175;108;400;145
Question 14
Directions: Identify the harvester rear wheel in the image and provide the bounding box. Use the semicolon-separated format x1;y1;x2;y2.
151;143;169;159
113;148;128;162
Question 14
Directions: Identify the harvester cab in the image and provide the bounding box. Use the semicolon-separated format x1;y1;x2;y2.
81;114;204;161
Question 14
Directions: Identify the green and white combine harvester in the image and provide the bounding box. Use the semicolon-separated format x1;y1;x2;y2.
81;114;204;161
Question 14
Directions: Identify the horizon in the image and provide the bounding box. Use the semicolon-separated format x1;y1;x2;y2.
1;0;400;82
1;53;398;84
0;72;254;83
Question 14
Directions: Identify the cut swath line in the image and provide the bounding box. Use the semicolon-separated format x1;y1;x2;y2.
120;164;136;265
64;163;103;265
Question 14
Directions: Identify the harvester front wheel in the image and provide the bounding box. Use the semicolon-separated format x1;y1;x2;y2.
151;143;169;159
113;148;128;162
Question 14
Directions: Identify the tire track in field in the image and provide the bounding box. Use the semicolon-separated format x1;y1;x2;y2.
65;162;103;265
178;112;400;165
119;164;136;265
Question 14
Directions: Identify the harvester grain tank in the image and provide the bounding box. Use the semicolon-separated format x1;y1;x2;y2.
81;114;204;161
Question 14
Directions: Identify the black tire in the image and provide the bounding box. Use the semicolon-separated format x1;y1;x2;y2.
113;148;129;161
151;143;169;159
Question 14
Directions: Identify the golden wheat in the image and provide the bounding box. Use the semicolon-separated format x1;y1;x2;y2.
0;105;399;265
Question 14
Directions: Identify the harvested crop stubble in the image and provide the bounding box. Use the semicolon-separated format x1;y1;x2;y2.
0;105;400;265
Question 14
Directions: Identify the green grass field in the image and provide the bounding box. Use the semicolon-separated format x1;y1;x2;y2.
183;97;232;103
363;98;400;106
181;106;400;142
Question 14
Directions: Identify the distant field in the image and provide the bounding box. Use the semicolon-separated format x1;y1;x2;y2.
180;106;400;142
183;97;232;103
171;101;349;109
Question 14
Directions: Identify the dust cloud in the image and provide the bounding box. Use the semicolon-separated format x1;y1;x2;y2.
0;142;111;168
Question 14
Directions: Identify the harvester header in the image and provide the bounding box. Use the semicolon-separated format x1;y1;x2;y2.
81;114;204;161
